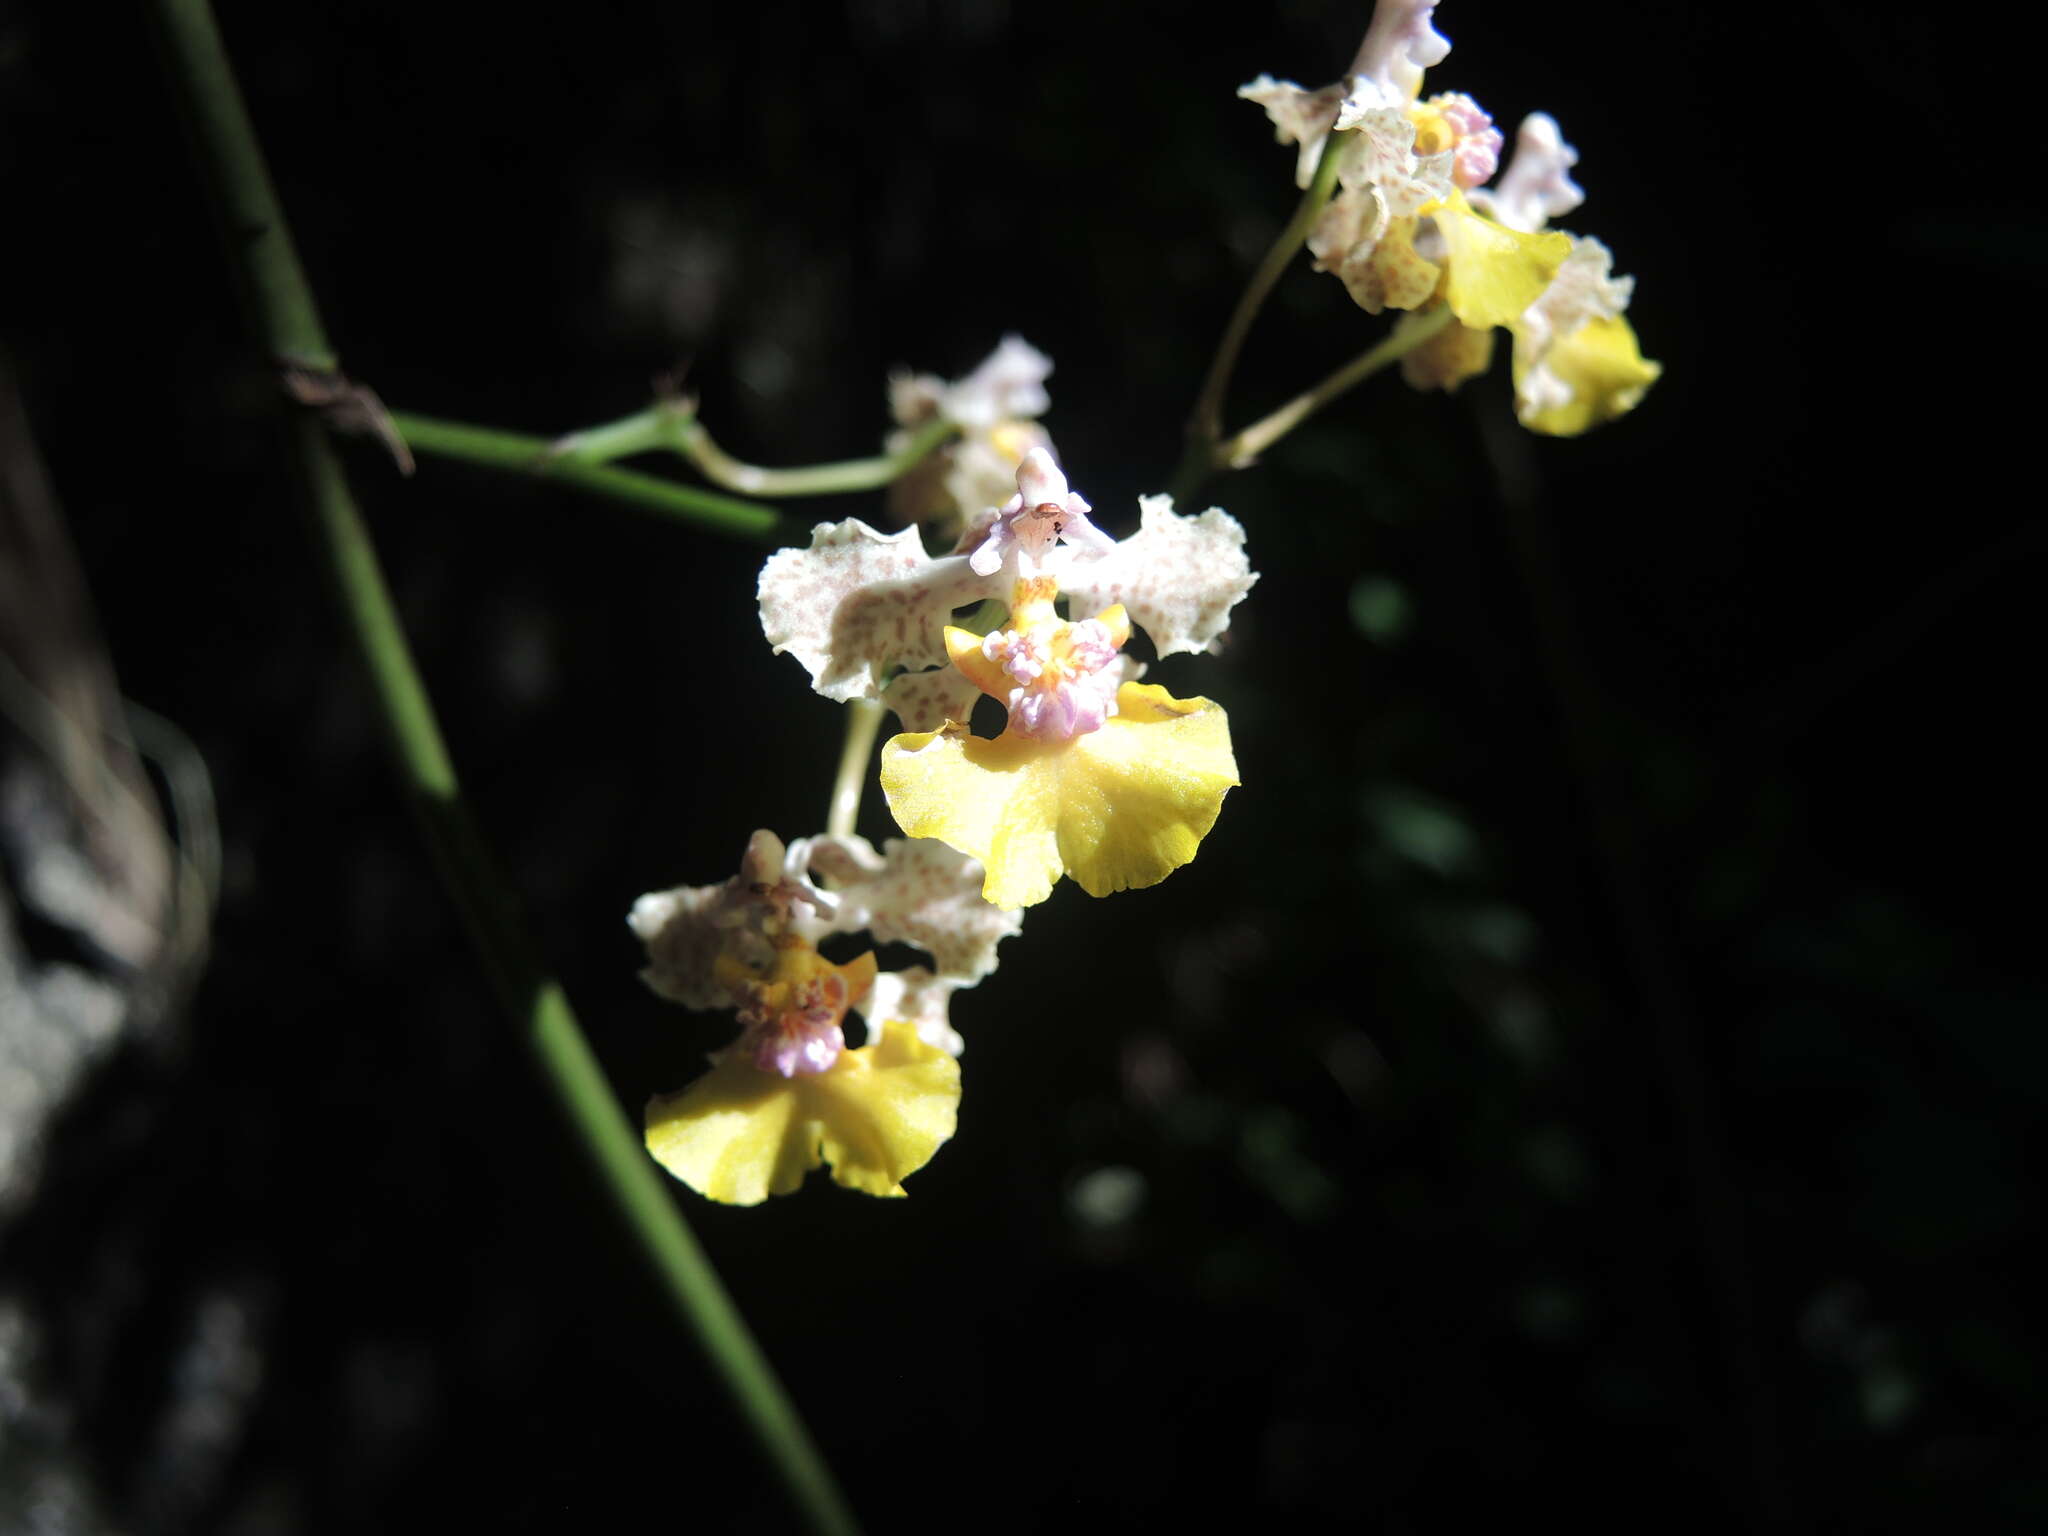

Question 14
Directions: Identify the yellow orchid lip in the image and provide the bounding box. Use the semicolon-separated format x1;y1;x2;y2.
1514;313;1661;437
645;1020;961;1205
882;681;1240;909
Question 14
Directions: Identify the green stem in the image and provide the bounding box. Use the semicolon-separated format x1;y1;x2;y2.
295;423;858;1536
1214;305;1456;473
551;404;680;465
675;413;958;497
148;0;334;373
557;404;959;499
1172;129;1350;501
825;699;886;839
149;4;857;1533
390;411;790;544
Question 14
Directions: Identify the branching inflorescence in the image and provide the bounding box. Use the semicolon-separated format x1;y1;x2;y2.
640;410;1256;1203
1239;0;1659;434
626;0;1659;1207
156;0;1667;1525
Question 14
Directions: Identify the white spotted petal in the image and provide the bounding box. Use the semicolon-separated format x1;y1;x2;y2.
758;519;996;701
803;834;1022;982
1056;495;1258;659
1521;237;1633;351
892;334;1053;433
632;828;1017;1042
630;883;745;1010
1512;234;1650;427
1308;101;1452;310
887;337;1057;528
630;830;827;1008
1237;75;1348;190
939;334;1052;429
1330;99;1454;227
860;966;967;1057
881;665;986;732
1347;0;1451;103
942;425;1054;527
1471;113;1584;234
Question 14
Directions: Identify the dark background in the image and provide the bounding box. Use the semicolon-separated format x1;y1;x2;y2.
3;0;2041;1530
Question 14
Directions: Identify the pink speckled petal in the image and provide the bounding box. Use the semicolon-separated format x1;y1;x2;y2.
757;519;998;701
1057;496;1258;658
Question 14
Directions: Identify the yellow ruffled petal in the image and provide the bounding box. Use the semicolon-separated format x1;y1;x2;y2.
882;726;1062;907
645;1059;815;1205
879;682;1239;909
1433;196;1571;331
645;1021;961;1205
1060;685;1240;898
1513;314;1662;437
812;1021;961;1198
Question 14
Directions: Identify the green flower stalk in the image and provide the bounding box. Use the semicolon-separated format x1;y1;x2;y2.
146;1;858;1530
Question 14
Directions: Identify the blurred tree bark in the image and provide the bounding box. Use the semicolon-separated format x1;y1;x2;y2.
0;345;180;1222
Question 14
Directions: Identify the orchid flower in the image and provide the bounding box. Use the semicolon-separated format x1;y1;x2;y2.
631;829;1018;1203
885;334;1056;531
1240;0;1655;434
878;451;1249;909
758;451;1256;733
